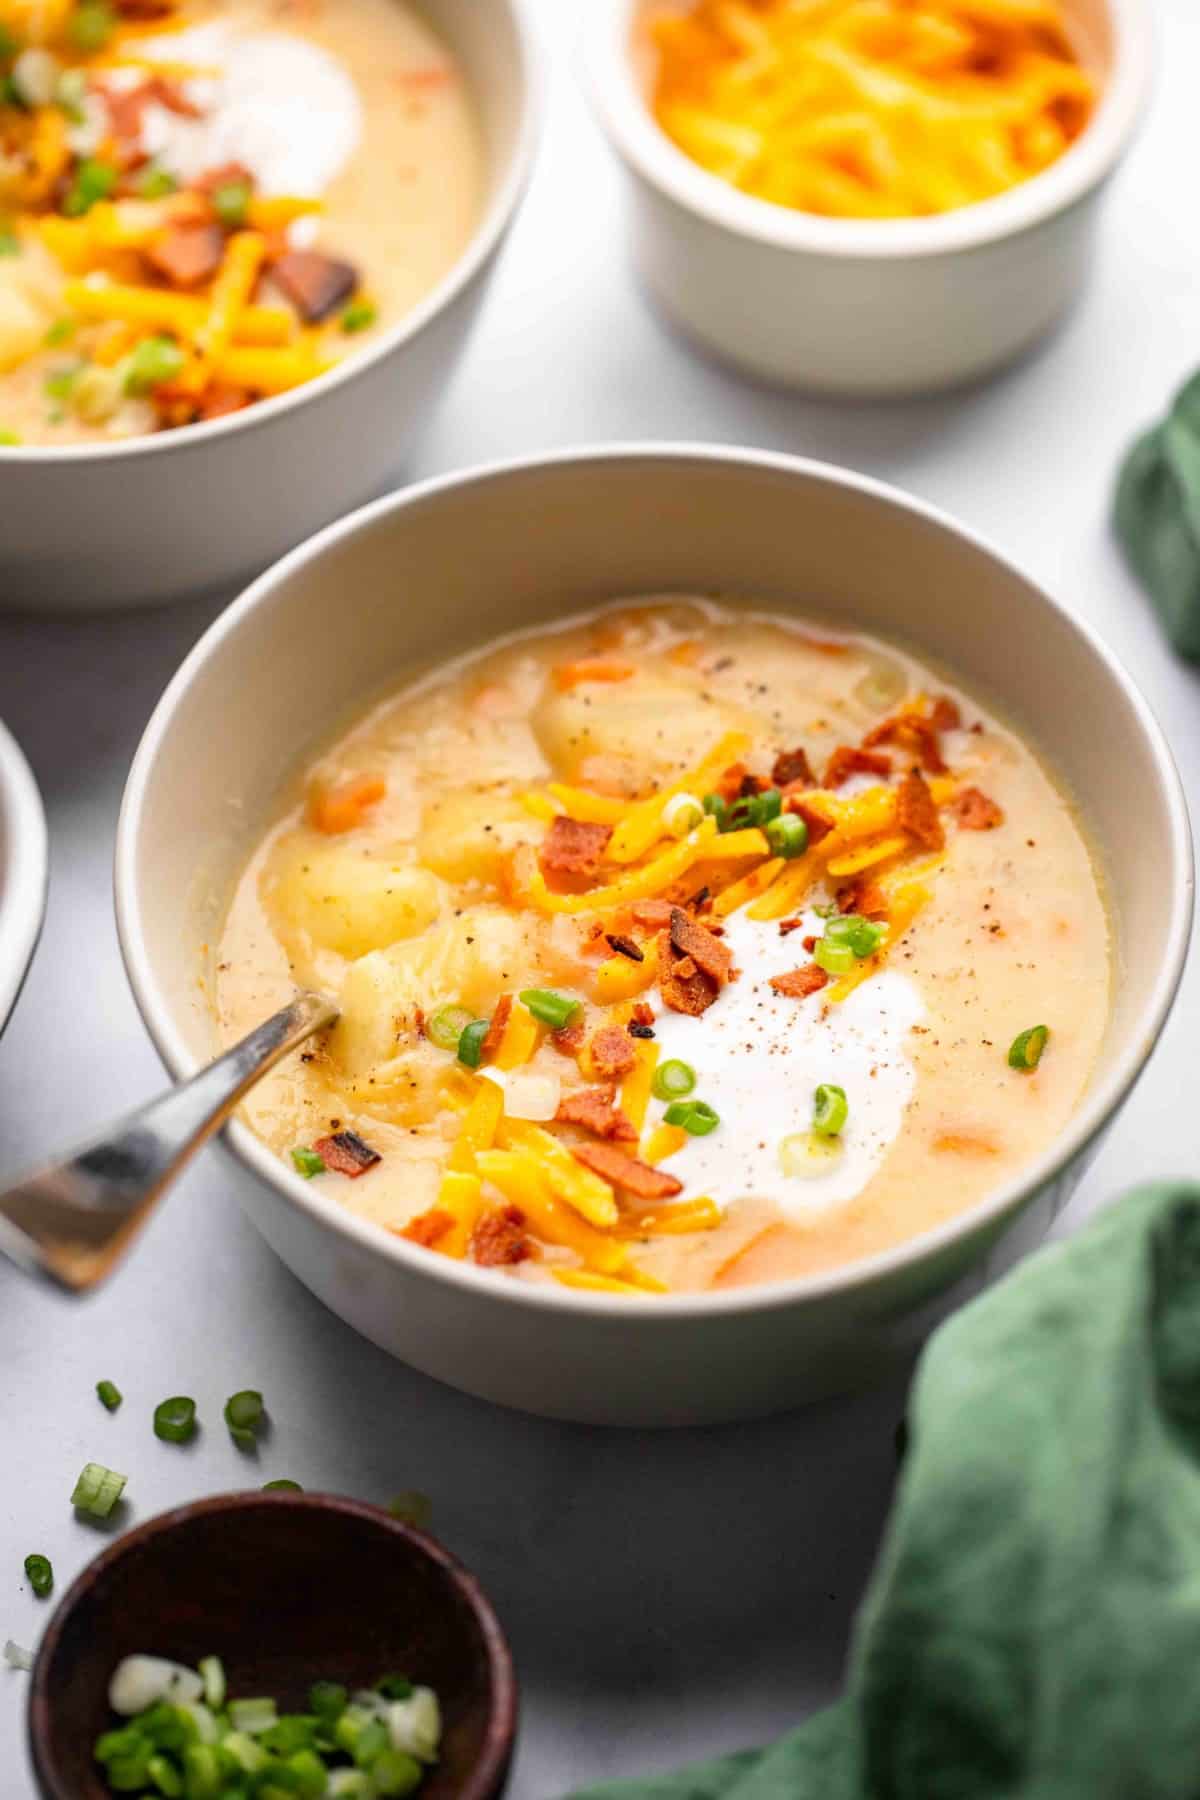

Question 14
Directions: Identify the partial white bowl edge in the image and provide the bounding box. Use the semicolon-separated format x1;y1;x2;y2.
0;719;48;1037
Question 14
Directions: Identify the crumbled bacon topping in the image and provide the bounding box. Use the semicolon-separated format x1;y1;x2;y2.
472;1205;533;1267
863;703;950;775
269;249;358;322
631;1002;655;1028
571;1143;684;1199
479;995;512;1061
772;746;814;788
550;1019;586;1058
630;899;673;930
604;932;644;963
590;1024;637;1079
896;768;945;851
769;965;829;999
839;878;889;920
824;745;892;789
930;695;962;732
955;787;1004;830
785;799;834;847
669;907;733;986
400;1207;453;1248
556;1086;637;1142
146;222;224;289
314;1130;381;1178
539;815;612;885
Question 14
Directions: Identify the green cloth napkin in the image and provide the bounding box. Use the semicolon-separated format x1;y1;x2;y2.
1115;375;1200;659
571;1182;1200;1798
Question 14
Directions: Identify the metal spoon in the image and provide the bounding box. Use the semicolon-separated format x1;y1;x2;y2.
0;990;337;1293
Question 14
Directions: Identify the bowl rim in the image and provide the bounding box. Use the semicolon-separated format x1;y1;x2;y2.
0;716;48;1035
583;0;1154;262
27;1490;519;1800
0;0;543;468
114;443;1194;1321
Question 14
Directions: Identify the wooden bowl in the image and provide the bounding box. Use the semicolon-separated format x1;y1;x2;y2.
27;1492;517;1799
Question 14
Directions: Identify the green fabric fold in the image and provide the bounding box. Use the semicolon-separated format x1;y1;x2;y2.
1115;375;1200;659
571;1185;1200;1799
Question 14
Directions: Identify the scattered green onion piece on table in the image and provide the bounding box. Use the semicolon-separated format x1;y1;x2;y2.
426;1003;472;1052
455;1018;490;1068
24;1553;52;1598
765;812;808;859
291;1146;326;1179
153;1395;197;1445
96;1378;122;1412
223;1389;264;1449
71;1461;127;1518
210;178;251;228
123;334;184;396
813;1083;849;1138
652;1059;696;1102
69;1;114;52
663;1099;720;1137
518;988;581;1030
340;299;378;334
262;1478;302;1492
1009;1024;1049;1071
814;936;856;976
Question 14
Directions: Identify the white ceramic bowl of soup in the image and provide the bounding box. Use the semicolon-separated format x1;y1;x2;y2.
0;0;539;613
115;447;1192;1425
584;0;1152;396
0;718;48;1037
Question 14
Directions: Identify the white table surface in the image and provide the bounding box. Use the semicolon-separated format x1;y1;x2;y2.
2;2;1199;1793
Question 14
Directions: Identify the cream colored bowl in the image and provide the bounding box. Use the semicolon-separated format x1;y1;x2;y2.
585;0;1152;396
0;717;47;1035
0;0;540;614
115;448;1192;1425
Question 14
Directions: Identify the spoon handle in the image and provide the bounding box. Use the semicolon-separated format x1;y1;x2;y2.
0;991;337;1293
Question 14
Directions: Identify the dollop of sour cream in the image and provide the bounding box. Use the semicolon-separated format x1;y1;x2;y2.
136;23;362;198
648;909;923;1221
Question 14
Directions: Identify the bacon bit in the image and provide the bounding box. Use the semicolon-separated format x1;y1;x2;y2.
113;0;174;17
196;381;252;420
479;995;512;1062
930;695;962;732
571;1142;683;1199
784;798;834;847
556;1086;638;1142
631;899;673;931
590;1024;638;1080
955;787;1005;831
771;747;814;788
472;1204;533;1267
146;222;225;289
604;932;644;963
193;160;255;194
105;76;201;155
669;907;733;986
269;249;358;322
659;939;718;1018
778;918;803;936
308;774;386;835
628;1022;656;1039
539;815;611;885
714;762;749;802
737;772;768;798
151;381;199;430
897;768;945;852
769;965;829;999
314;1130;381;1178
550;1019;586;1058
864;706;947;775
824;745;893;789
399;1207;454;1248
802;935;818;952
839;878;889;920
631;1001;655;1028
552;657;635;691
688;885;711;912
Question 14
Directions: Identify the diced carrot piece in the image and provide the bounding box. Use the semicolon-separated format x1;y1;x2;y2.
308;774;386;835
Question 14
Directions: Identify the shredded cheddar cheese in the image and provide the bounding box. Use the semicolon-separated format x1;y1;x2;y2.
646;0;1096;219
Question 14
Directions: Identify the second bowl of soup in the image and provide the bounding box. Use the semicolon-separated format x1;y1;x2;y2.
116;448;1191;1424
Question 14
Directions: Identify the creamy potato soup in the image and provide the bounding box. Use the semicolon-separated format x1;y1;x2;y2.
216;602;1111;1297
0;0;483;442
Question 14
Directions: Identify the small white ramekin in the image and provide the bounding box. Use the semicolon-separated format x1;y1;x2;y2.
585;0;1152;396
0;0;541;613
0;717;47;1036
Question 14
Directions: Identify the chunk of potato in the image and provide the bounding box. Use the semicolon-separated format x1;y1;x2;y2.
419;788;536;888
264;839;443;961
531;674;755;786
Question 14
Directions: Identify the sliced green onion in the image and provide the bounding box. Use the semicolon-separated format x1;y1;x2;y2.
371;1749;423;1795
229;1697;278;1736
62;155;118;216
43;362;79;403
661;791;704;838
181;1742;220;1797
426;1003;472;1051
756;787;782;823
147;1752;184;1796
55;66;88;120
1008;1025;1049;1071
153;1395;197;1445
814;937;855;976
71;1461;127;1518
262;1478;302;1492
518;987;581;1030
701;791;727;828
291;1146;326;1179
456;1018;490;1068
210;178;251;229
44;316;75;346
652;1059;696;1101
24;1553;52;1598
136;162;178;200
340;299;378;334
824;913;884;959
223;1389;264;1449
662;1099;720;1136
123;334;184;396
376;1673;414;1699
310;1680;348;1719
328;1772;373;1797
813;1083;848;1138
96;1378;122;1412
69;0;115;52
197;1656;225;1711
765;813;808;859
387;1490;432;1529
